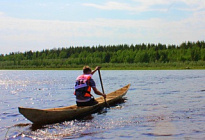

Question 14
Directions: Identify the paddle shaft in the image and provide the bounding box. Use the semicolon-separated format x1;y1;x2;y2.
98;70;105;94
98;69;109;107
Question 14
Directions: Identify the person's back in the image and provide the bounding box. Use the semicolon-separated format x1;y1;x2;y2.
74;66;106;106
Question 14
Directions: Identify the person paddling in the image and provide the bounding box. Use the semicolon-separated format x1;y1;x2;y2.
74;66;106;106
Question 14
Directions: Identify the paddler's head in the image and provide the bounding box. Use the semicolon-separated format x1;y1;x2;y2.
83;66;92;74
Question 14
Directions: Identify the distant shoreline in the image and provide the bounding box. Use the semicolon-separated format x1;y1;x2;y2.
1;62;204;70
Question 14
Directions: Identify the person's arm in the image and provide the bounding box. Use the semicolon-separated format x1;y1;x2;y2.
92;87;106;98
91;66;101;75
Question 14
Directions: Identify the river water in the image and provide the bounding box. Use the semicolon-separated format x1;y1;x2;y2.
0;70;205;139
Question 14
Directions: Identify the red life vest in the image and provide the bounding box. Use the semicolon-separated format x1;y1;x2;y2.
74;74;92;97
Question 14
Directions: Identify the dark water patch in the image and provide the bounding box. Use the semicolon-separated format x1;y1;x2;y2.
141;103;160;106
142;132;181;137
175;108;205;116
129;87;138;91
2;112;10;115
189;95;204;99
171;90;180;93
141;88;151;91
6;113;20;118
160;91;173;95
0;112;20;119
119;136;133;139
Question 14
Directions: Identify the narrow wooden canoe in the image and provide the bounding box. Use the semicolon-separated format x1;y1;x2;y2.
19;84;130;125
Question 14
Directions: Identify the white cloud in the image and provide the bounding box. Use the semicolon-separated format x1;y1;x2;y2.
177;0;205;11
83;1;151;13
83;0;169;12
133;0;172;6
84;0;205;13
83;2;128;10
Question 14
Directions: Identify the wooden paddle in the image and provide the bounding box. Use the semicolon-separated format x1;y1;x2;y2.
98;69;110;108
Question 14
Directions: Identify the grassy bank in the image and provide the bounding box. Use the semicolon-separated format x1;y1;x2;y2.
0;61;205;70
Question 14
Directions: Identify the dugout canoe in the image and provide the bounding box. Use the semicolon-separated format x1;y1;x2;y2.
18;84;130;125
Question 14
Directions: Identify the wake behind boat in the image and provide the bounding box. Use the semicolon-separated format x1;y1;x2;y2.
18;84;130;125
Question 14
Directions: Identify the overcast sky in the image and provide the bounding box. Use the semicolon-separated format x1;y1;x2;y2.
0;0;205;54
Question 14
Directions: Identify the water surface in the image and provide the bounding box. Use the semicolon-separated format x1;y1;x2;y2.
0;70;205;139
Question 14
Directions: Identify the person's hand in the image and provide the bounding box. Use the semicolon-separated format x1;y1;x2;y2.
102;94;106;99
95;66;101;70
91;66;101;75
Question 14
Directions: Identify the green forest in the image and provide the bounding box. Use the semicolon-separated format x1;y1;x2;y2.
0;41;205;69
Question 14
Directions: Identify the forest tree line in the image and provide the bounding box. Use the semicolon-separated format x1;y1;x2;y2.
0;41;205;69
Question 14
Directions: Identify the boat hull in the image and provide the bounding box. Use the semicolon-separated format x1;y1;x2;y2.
19;84;130;125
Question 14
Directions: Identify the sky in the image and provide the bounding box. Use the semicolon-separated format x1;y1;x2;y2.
0;0;205;54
